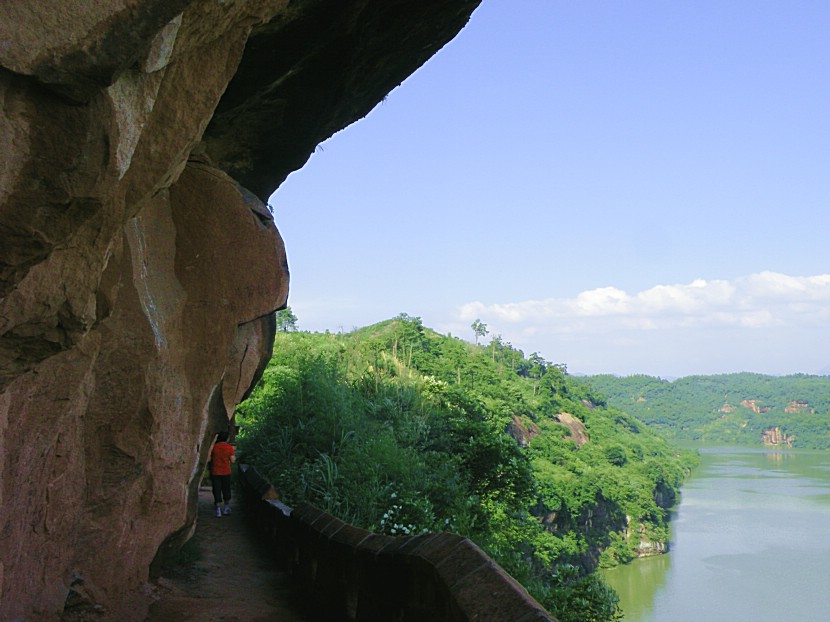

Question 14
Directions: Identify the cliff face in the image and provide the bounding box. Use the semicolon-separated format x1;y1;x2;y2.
0;1;479;619
762;427;795;447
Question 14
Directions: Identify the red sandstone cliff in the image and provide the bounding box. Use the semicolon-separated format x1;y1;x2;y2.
0;1;480;618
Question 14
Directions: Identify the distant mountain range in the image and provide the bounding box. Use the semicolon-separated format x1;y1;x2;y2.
579;372;830;449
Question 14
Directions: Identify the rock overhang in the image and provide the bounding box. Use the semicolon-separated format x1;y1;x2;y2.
0;1;481;618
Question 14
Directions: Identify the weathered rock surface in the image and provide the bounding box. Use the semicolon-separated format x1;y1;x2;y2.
556;412;590;446
0;0;480;619
507;415;542;448
762;426;795;447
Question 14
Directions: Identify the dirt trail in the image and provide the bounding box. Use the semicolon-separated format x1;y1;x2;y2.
147;486;311;622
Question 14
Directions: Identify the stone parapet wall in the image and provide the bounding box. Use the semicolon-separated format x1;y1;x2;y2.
238;465;555;621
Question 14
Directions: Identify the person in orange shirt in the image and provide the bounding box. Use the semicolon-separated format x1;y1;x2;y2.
210;431;236;517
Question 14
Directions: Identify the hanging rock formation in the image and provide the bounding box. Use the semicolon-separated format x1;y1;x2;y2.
0;1;480;619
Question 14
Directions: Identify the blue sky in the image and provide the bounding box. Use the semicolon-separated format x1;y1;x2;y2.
269;0;830;378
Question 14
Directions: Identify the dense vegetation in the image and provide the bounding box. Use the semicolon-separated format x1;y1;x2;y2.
237;314;697;622
582;373;830;449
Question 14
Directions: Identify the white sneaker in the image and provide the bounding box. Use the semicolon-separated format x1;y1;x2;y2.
223;505;232;515
215;507;222;518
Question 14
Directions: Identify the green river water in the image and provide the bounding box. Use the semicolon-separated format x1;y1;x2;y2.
602;446;830;621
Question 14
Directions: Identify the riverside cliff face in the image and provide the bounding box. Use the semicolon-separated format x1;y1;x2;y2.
0;1;480;619
762;427;795;447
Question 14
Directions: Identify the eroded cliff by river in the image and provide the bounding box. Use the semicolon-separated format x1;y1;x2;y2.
0;1;480;618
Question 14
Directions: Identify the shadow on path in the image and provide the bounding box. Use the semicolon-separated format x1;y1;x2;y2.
147;486;312;621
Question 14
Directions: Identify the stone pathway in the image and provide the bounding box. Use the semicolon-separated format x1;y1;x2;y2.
147;486;311;621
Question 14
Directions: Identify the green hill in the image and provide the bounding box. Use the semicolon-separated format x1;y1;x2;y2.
580;373;830;449
236;314;697;622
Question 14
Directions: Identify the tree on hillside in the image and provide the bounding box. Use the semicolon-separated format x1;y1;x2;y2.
489;334;503;364
529;352;547;396
393;313;427;368
275;307;299;331
471;318;489;344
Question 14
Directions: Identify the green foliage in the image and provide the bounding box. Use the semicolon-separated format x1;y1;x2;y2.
238;317;695;621
471;318;489;344
274;306;299;331
582;373;830;449
542;564;624;622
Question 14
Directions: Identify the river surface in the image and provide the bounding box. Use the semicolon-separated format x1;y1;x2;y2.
602;446;830;621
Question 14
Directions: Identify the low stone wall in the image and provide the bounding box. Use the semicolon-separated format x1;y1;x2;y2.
238;465;555;621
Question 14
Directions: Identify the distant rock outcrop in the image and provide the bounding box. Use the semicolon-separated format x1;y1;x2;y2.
0;1;480;619
507;415;542;447
556;412;590;446
762;427;795;447
507;412;589;448
784;400;814;414
740;399;770;414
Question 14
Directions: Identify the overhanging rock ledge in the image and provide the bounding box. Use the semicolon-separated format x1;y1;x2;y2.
0;1;480;618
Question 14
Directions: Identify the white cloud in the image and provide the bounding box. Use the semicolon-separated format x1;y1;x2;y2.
453;272;830;376
457;272;830;331
574;286;630;315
